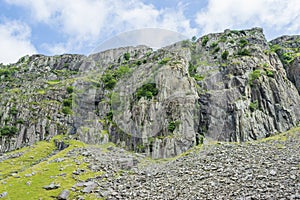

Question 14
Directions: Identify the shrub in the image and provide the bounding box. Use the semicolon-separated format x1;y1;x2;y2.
266;69;274;77
210;41;218;48
270;44;281;52
158;57;171;65
219;35;227;43
188;63;197;77
106;110;113;121
188;63;205;81
0;69;11;78
237;49;251;56
63;99;72;107
194;74;205;81
213;47;220;53
9;106;18;116
66;86;74;94
101;66;130;90
249;70;261;85
249;100;259;112
136;83;159;100
62;107;72;115
282;52;294;63
0;126;18;137
124;52;130;61
201;36;209;46
136;60;142;65
168;121;181;132
222;50;229;60
239;38;248;48
104;78;117;90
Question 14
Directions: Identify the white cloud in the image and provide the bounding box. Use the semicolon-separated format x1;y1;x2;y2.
195;0;300;36
0;20;36;64
5;0;197;54
41;42;69;55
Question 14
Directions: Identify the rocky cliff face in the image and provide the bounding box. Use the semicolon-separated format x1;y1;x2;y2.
0;27;299;158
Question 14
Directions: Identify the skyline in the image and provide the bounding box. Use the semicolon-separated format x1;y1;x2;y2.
0;0;299;64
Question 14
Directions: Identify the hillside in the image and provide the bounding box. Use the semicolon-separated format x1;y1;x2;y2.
0;127;299;199
1;27;300;158
0;27;300;198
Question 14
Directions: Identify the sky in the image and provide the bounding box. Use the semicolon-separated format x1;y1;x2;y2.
0;0;299;64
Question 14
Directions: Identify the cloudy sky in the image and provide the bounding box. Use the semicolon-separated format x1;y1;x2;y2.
0;0;299;64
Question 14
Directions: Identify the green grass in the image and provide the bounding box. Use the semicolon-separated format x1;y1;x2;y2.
259;127;300;142
0;136;107;199
249;69;261;85
37;89;46;95
46;80;60;85
158;57;171;65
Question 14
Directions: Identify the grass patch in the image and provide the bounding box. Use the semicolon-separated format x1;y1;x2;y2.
37;89;46;95
249;100;259;112
0;137;107;200
249;69;261;85
158;57;171;65
47;80;60;85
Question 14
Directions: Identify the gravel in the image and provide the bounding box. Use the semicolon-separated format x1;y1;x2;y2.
68;132;300;199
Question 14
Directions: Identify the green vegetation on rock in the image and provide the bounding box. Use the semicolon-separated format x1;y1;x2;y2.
0;125;18;137
135;83;159;100
124;52;130;61
158;57;171;65
239;38;248;48
249;70;261;85
101;65;131;90
168;121;181;132
237;49;251;56
221;50;229;60
249;100;259;112
201;35;209;46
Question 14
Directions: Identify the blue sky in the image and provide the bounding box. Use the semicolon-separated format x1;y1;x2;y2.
0;0;299;64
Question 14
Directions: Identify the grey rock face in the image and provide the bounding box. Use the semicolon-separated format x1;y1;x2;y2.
1;27;300;158
270;35;300;93
194;28;300;142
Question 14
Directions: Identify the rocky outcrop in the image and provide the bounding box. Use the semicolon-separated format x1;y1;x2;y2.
193;28;300;142
1;27;300;158
270;35;300;92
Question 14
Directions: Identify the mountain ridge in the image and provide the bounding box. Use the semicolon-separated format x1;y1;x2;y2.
0;27;300;159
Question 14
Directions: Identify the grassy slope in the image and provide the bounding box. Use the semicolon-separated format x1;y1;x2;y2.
0;136;104;200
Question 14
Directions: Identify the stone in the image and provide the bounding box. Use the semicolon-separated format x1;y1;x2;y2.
0;192;7;198
269;169;277;176
43;183;60;190
57;190;70;200
82;182;97;193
